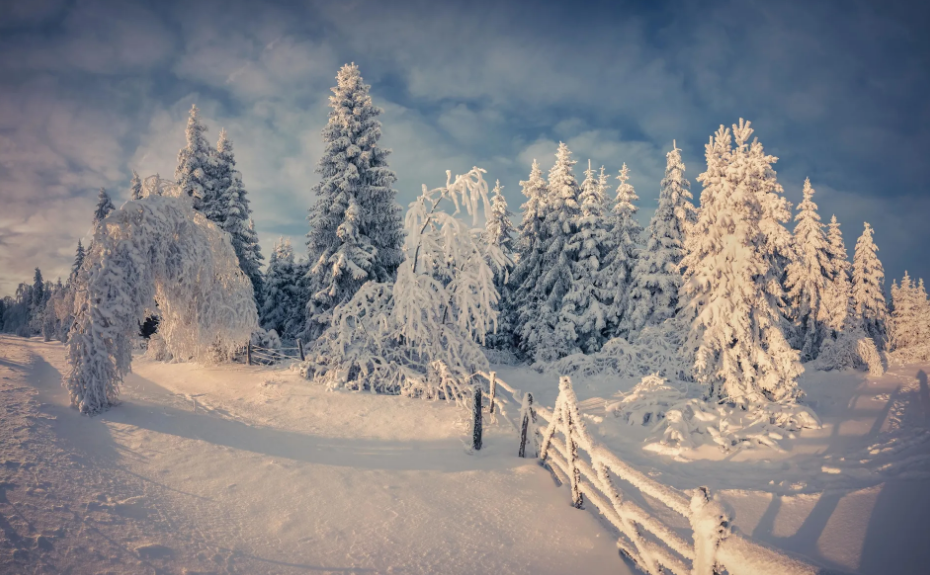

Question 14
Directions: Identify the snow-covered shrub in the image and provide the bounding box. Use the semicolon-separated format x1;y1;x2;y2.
145;332;171;361
300;168;505;404
606;373;687;426
66;194;258;414
547;317;691;380
814;321;885;376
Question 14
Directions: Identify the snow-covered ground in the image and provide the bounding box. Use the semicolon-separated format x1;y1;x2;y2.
3;334;929;574
0;335;626;575
494;361;930;574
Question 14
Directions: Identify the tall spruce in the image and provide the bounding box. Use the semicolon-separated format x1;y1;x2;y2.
521;143;582;362
603;163;643;337
822;215;853;336
261;238;303;339
852;222;888;347
681;120;802;405
212;129;264;304
483;181;516;350
510;160;549;356
69;241;85;285
785;179;832;360
304;63;404;340
175;104;215;210
889;272;928;352
627;142;695;334
561;160;610;353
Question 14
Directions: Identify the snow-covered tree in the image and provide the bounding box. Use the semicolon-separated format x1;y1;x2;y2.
129;171;143;201
889;272;929;353
560;160;610;354
521;143;582;363
603;163;643;338
302;168;504;402
175;104;215;211
211;130;265;304
784;178;832;360
680;120;802;405
260;238;304;340
510;160;549;356
852;222;888;348
626;142;695;334
483;180;516;350
822;215;852;336
93;188;115;226
66;194;258;414
304;63;405;341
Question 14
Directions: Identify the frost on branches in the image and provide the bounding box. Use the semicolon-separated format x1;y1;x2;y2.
510;160;549;357
603;163;642;338
822;215;852;337
301;168;505;403
680;120;803;406
889;272;930;362
785;179;831;361
852;222;888;348
304;63;405;341
626;142;695;335
260;238;305;340
65;195;258;414
483;180;516;350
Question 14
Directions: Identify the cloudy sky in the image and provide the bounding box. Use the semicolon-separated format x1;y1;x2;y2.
1;0;928;296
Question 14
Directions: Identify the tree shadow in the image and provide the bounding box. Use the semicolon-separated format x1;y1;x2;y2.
917;370;930;421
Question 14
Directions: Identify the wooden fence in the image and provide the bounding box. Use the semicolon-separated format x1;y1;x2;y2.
473;371;823;575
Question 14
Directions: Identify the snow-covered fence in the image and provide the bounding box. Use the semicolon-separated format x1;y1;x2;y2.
475;371;822;575
246;341;305;365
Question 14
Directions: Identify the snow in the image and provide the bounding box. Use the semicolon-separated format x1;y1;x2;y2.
0;335;627;574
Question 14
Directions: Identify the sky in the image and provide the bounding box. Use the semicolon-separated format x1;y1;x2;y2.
1;0;928;296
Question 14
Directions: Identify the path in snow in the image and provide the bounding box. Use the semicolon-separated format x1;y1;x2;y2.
0;335;629;575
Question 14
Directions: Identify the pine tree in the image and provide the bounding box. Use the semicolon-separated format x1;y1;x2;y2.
130;170;143;200
69;241;85;285
681;120;802;405
31;268;45;310
603;163;643;337
93;188;115;225
785;179;832;360
822;215;852;336
889;272;927;352
261;238;303;339
483;181;516;350
212;129;264;304
510;160;549;356
627;142;695;334
304;63;404;340
852;222;888;348
561;160;610;353
175;104;215;211
522;143;582;362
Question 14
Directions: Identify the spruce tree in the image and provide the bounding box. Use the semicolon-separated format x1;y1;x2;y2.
130;170;143;200
212;129;265;304
603;163;643;337
852;222;888;347
627;142;695;334
93;188;115;225
521;143;581;362
69;241;85;285
560;160;610;353
483;181;516;350
510;160;549;357
304;63;404;340
889;272;927;352
261;238;303;339
785;178;832;360
822;215;853;336
175;104;215;211
681;120;802;405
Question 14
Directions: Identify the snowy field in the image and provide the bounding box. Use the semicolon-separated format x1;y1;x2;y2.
2;334;930;574
0;335;625;575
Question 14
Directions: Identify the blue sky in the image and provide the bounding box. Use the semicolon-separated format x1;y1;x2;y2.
1;0;928;296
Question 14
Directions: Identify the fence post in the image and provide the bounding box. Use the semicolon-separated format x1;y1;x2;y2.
560;376;584;510
247;342;252;366
690;486;729;575
519;392;537;458
472;385;483;451
488;371;497;415
297;338;305;361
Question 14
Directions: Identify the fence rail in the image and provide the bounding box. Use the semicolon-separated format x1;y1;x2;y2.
473;371;822;575
245;340;306;366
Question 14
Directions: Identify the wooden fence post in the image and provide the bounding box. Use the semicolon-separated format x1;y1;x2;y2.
690;486;729;575
519;392;536;458
247;342;252;366
297;338;305;361
488;371;497;415
472;385;483;451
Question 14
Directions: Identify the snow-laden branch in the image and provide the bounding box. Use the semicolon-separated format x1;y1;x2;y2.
66;195;258;414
